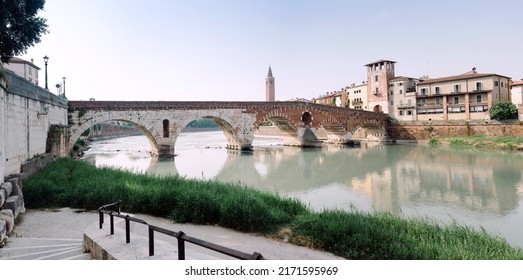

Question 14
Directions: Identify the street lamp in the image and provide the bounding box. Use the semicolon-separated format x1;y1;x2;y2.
62;76;66;98
43;55;49;90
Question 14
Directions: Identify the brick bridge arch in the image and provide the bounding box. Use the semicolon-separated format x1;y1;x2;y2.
68;101;389;157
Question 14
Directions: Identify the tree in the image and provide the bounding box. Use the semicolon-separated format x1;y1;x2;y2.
489;100;518;120
0;0;48;63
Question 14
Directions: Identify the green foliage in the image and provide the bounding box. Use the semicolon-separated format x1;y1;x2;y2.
428;138;439;146
489;101;518;120
0;0;48;62
294;210;523;260
186;118;218;128
23;158;523;259
24;158;307;233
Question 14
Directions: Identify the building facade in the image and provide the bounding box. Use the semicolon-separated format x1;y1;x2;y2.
265;66;275;101
3;57;40;85
416;71;511;121
389;76;419;121
511;80;523;106
346;83;368;110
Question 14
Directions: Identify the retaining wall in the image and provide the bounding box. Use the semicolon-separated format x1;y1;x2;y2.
1;64;69;241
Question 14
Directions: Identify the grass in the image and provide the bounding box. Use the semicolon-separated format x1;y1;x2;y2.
23;157;523;260
431;135;523;150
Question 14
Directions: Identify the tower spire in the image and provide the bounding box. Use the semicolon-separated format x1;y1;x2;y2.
265;66;275;101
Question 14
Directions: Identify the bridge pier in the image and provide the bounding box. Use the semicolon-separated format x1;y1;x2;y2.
296;128;323;147
158;144;175;158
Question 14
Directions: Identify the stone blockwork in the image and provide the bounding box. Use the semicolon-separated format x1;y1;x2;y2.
1;177;24;243
68;101;390;156
1;69;68;176
388;121;523;140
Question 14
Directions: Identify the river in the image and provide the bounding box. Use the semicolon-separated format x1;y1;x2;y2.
82;131;523;249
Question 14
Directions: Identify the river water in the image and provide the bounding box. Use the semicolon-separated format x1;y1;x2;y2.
82;131;523;249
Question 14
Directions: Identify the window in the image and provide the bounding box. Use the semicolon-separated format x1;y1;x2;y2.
390;91;394;96
435;97;442;105
399;90;403;95
390;100;394;106
476;82;482;91
399;83;403;86
163;119;170;138
407;110;412;115
454;84;460;93
420;88;427;95
399;111;404;116
453;96;459;104
501;82;504;87
476;95;482;103
375;75;379;82
494;81;499;87
435;87;440;95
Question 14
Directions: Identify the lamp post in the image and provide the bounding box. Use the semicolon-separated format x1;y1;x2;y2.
62;76;66;98
43;55;49;90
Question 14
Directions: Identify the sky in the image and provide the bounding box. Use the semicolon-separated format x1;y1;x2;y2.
16;0;523;102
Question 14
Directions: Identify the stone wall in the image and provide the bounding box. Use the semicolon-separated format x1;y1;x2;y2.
2;69;68;176
387;121;523;140
1;65;69;242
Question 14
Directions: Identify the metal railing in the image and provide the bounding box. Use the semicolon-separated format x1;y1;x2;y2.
98;201;265;260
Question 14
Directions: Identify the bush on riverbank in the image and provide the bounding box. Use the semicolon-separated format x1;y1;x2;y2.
23;158;523;259
431;135;523;150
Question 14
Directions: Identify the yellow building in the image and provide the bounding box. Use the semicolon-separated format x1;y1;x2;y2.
346;83;368;110
416;70;511;121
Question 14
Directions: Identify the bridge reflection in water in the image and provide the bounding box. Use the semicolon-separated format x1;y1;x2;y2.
83;132;523;249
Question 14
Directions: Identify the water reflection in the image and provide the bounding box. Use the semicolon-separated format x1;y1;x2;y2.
82;133;523;248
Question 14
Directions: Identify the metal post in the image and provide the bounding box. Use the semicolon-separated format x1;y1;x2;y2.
177;231;186;260
43;56;49;90
125;215;130;244
148;227;154;256
110;212;114;235
62;76;66;98
99;211;104;229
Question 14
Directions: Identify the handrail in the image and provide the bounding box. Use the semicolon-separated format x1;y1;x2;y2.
97;201;265;260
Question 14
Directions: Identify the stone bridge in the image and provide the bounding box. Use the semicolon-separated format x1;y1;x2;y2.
67;101;389;157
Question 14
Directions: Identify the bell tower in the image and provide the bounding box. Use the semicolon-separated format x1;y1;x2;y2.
265;66;275;101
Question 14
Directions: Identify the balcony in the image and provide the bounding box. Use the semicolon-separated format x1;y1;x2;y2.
397;104;415;109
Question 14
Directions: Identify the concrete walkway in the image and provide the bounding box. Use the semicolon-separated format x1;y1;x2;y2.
0;208;343;260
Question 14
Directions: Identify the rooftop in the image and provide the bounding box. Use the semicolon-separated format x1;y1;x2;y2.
365;59;396;66
418;71;510;85
6;57;41;70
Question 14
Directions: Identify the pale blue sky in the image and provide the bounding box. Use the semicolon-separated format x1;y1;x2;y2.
19;0;523;101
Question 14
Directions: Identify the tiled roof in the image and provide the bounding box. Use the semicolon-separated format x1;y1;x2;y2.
6;57;41;70
418;72;510;85
512;80;523;87
390;76;418;82
364;59;396;66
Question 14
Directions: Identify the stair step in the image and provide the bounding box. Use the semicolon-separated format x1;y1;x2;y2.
0;238;91;260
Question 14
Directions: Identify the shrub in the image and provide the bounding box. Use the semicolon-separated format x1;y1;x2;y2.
489;101;518;120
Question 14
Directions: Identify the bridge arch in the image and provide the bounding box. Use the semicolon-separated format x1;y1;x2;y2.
68;112;162;156
173;110;252;150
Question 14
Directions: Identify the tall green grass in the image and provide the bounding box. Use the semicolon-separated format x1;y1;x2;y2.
23;158;523;259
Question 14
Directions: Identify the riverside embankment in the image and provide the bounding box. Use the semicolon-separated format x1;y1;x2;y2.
21;158;523;259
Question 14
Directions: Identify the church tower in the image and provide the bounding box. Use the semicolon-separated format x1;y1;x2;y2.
265;66;275;101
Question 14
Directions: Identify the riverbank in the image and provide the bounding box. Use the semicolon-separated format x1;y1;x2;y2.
22;158;523;260
429;135;523;150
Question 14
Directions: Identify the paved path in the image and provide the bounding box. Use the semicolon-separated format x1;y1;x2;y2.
0;208;343;260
